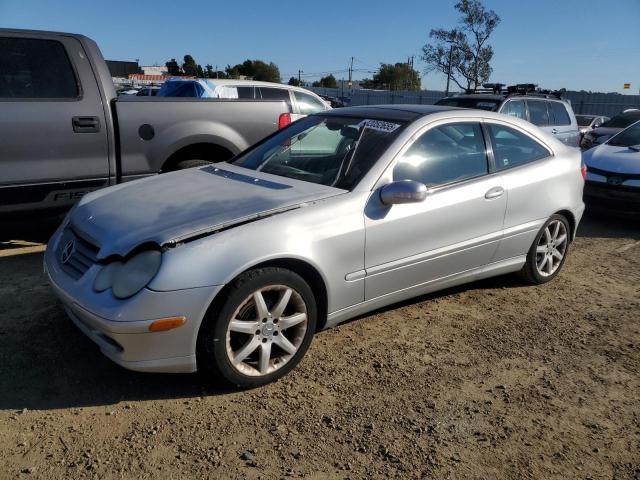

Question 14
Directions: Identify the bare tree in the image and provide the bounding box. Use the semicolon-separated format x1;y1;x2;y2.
421;0;500;91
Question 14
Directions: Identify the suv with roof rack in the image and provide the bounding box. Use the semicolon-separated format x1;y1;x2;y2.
435;84;580;147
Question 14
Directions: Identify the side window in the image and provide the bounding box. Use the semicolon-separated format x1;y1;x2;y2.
502;100;526;120
0;37;79;99
293;91;327;115
488;124;550;171
526;100;550;126
549;101;571;126
393;122;488;187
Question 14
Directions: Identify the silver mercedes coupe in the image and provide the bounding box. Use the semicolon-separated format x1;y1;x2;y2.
45;105;585;387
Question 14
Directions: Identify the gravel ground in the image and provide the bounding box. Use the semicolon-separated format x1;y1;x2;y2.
0;212;638;480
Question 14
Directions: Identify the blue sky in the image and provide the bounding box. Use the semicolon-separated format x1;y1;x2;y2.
2;0;639;93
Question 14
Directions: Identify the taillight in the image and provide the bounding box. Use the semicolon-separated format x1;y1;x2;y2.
278;113;291;130
581;162;587;180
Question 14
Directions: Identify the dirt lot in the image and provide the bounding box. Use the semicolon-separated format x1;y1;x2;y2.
0;212;638;480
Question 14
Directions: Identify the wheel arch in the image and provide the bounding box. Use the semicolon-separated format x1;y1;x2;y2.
161;142;235;172
554;209;576;241
207;257;329;332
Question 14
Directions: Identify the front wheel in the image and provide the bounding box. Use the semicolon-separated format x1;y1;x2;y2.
197;267;317;388
519;214;571;284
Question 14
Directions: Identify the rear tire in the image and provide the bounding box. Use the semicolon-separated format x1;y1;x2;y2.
519;214;571;284
174;159;212;170
197;267;317;388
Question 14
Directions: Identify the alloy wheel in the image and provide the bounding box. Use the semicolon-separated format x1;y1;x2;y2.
226;285;308;376
535;219;568;277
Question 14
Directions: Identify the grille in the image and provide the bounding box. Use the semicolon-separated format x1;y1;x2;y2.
57;228;100;280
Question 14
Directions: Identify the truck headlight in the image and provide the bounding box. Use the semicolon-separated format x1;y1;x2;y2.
94;250;162;299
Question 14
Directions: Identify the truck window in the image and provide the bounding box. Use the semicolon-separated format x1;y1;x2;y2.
0;37;79;99
259;87;291;108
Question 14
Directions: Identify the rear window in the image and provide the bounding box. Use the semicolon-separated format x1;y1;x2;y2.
435;97;501;111
0;37;79;99
157;81;204;97
549;101;571;126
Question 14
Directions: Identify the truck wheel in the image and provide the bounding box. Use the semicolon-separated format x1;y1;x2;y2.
197;267;317;388
174;159;212;170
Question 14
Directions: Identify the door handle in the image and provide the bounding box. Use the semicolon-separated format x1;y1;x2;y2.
72;116;101;133
484;186;504;199
551;128;558;134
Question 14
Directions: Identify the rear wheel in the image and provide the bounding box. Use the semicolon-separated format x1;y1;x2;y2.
520;214;570;284
197;267;316;387
174;159;212;170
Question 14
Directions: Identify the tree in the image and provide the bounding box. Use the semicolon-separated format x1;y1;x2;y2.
318;74;337;88
165;58;181;76
182;54;200;77
360;63;421;91
288;77;302;86
421;0;500;92
204;64;215;78
225;60;281;82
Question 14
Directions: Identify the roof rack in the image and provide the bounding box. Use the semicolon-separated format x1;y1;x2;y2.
464;83;565;100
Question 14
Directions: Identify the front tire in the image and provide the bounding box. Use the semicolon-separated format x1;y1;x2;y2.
197;267;317;388
519;214;571;284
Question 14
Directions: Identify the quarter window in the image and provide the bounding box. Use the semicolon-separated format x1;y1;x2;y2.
549;101;571;126
0;37;79;99
526;100;550;126
488;124;550;171
293;91;327;115
393;122;488;187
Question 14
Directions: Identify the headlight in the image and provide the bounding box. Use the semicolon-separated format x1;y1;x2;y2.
94;250;162;299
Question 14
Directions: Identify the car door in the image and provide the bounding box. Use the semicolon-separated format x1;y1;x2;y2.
484;121;556;262
364;120;507;300
526;99;552;134
0;33;109;210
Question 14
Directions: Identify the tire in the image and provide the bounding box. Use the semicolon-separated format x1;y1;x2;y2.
174;159;212;170
519;214;571;284
197;267;317;388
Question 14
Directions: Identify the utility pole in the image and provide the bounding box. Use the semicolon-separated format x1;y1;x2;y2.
298;69;303;86
445;45;453;97
348;56;354;89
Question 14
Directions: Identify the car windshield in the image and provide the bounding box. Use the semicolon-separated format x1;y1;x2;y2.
607;121;640;148
576;115;594;127
232;115;406;190
601;111;640;129
435;97;501;111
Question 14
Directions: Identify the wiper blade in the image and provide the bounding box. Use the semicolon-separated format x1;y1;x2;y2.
628;144;640;152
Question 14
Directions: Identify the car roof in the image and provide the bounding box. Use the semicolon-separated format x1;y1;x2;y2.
166;78;318;96
322;105;459;122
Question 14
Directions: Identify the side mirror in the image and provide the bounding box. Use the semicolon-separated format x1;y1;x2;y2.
380;180;428;205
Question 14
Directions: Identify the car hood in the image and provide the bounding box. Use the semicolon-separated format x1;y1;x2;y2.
583;144;640;174
70;163;345;258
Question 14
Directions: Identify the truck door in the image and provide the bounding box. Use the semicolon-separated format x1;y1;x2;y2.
0;33;109;211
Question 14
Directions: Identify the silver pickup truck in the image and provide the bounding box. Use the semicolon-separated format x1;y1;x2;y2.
0;29;322;214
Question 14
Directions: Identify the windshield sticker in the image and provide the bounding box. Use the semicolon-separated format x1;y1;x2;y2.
359;119;401;133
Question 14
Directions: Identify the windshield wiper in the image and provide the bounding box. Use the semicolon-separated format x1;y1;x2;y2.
628;144;640;152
